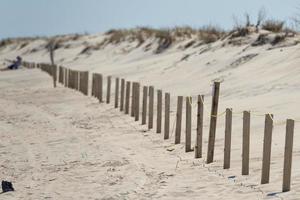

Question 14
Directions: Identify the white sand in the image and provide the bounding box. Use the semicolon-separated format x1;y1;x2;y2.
0;31;299;199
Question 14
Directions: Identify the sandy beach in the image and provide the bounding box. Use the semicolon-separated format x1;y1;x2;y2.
0;28;300;199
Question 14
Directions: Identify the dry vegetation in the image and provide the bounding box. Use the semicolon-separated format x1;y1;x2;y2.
262;19;285;32
45;34;83;51
101;26;225;54
1;11;298;56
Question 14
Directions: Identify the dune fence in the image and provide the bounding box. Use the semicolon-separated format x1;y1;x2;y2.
22;61;297;193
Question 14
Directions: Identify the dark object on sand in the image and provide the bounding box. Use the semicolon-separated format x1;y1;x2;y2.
7;56;22;70
2;180;14;193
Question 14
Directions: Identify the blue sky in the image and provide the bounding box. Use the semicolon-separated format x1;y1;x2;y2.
0;0;299;39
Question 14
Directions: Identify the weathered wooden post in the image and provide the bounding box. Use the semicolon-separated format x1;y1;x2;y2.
80;71;89;95
206;82;220;164
94;74;99;98
261;114;274;184
120;79;125;111
223;108;232;169
59;66;63;84
92;74;96;97
74;71;79;91
185;96;192;152
83;71;89;96
195;95;204;158
142;86;148;125
156;90;162;133
98;74;103;102
64;68;68;87
175;96;183;144
52;64;57;88
73;70;77;90
106;76;111;104
282;119;294;192
164;93;170;140
115;78;119;108
148;86;154;129
135;83;140;121
125;81;131;114
242;111;251;175
68;69;72;88
131;82;136;117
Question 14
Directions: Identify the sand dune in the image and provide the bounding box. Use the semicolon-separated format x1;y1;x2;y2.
0;29;300;199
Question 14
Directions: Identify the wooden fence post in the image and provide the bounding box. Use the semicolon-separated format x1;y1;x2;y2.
74;71;79;91
76;71;80;91
94;74;99;99
282;119;294;192
52;64;57;88
79;71;88;95
185;96;192;152
59;66;63;84
261;114;274;184
164;93;170;139
115;78;119;108
175;96;183;144
64;68;68;87
73;70;77;90
131;83;136;117
92;74;96;97
242;111;251;175
120;79;125;111
84;71;89;95
99;74;103;102
195;95;204;158
135;83;140;121
106;76;111;104
125;81;131;114
206;82;220;164
148;86;154;129
68;69;72;88
142;86;148;125
156;90;162;133
78;71;82;92
223;108;232;169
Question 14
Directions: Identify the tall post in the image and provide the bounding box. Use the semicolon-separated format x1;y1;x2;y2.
135;83;140;121
125;81;131;114
195;95;204;158
74;71;79;91
79;71;88;95
148;86;154;129
164;93;170;139
142;86;148;125
206;82;220;164
52;65;57;88
92;74;96;97
106;76;111;104
175;96;183;144
115;78;119;108
120;79;125;111
63;68;67;87
94;74;99;99
223;108;232;169
156;90;162;133
261;114;274;184
59;66;63;84
68;69;72;89
282;119;295;192
99;74;103;102
185;96;192;152
242;111;251;175
131;83;136;117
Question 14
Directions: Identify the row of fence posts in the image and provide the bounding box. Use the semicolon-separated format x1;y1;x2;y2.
22;61;295;193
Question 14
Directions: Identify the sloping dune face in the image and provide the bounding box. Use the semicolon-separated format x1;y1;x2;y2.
0;29;300;199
